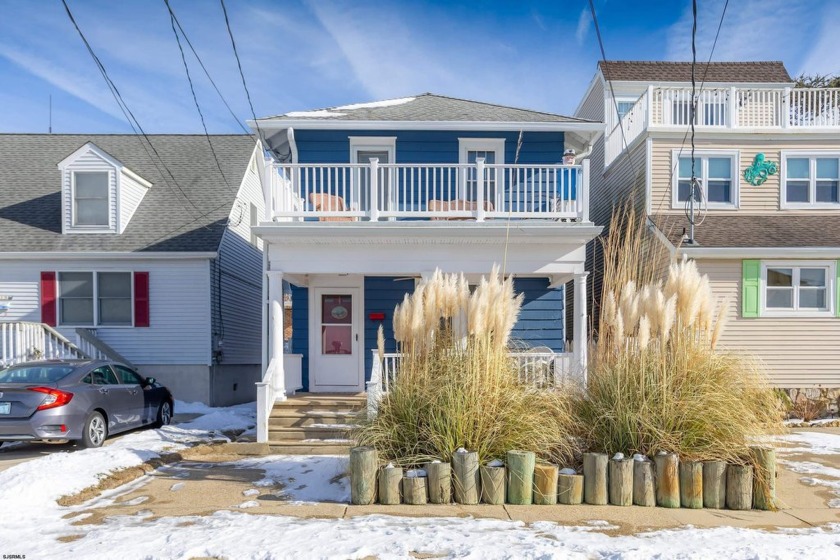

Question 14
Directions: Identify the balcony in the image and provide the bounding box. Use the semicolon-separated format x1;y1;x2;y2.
265;159;589;223
605;86;840;166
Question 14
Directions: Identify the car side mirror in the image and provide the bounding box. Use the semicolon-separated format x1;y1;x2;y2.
144;377;156;386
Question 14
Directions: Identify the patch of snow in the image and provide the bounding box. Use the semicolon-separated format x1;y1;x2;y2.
779;460;840;479
431;459;441;464
242;489;260;497
238;500;260;509
334;97;416;111
234;455;350;503
307;423;357;429
633;453;648;462
612;452;625;461
123;496;149;506
559;468;577;475
456;447;468;453
385;462;395;469
169;482;185;492
776;432;840;455
174;400;216;415
405;469;427;478
487;459;505;468
284;110;347;118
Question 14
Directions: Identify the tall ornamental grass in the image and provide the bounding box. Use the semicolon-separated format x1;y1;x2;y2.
356;267;578;466
577;205;783;462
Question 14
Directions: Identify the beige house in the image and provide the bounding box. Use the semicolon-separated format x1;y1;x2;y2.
576;60;840;390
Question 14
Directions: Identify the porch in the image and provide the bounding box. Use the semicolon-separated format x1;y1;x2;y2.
264;160;589;223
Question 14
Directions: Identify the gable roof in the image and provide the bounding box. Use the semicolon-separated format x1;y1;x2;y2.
598;61;793;84
0;134;256;253
650;214;840;249
258;93;595;124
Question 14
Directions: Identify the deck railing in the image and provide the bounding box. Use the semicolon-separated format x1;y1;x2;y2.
268;160;589;223
367;349;581;417
0;322;88;368
605;86;840;166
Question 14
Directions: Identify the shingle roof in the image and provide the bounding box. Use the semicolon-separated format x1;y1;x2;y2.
260;93;595;123
650;214;840;248
599;61;792;83
0;134;256;253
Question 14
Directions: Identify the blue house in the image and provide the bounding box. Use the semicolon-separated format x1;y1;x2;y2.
250;94;603;444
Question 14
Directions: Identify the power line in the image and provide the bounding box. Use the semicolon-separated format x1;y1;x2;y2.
219;0;265;142
165;0;250;135
61;0;205;220
164;0;234;193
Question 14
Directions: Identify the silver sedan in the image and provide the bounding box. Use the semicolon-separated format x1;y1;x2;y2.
0;360;174;448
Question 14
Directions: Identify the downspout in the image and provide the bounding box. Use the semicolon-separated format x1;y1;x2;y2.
573;144;594;163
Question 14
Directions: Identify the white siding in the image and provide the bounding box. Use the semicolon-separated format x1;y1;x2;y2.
696;259;840;388
0;258;212;365
118;170;149;233
62;150;118;233
213;146;265;365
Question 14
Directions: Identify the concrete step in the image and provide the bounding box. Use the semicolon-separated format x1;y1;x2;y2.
268;426;354;441
267;439;354;455
268;411;363;428
272;397;366;414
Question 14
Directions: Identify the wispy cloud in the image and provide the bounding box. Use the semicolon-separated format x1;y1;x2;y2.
575;8;590;45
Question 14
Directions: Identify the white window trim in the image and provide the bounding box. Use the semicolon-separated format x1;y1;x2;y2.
780;151;840;210
57;270;135;328
671;149;740;210
608;96;640;131
759;260;835;318
70;170;114;232
349;136;396;164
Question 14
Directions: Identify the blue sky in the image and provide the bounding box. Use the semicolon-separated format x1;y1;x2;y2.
1;0;838;134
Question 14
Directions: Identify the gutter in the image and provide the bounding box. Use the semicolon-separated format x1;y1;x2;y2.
247;119;604;133
679;247;840;259
0;251;218;261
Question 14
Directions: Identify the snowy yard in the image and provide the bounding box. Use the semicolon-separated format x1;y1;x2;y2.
0;403;839;560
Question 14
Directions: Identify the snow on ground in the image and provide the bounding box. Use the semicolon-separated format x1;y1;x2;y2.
776;431;840;455
3;408;840;559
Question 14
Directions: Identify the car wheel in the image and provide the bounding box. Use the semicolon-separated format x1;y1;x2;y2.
155;401;172;428
82;412;107;448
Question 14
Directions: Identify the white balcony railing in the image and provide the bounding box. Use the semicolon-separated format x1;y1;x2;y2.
604;86;840;167
267;160;589;223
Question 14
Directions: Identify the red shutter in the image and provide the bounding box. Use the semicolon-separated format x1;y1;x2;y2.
134;272;150;327
40;272;57;326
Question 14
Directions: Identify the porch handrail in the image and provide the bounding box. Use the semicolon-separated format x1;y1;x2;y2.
0;321;89;368
74;328;135;368
269;161;586;222
256;356;282;443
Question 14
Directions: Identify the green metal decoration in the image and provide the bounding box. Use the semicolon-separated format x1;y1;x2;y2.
743;153;778;186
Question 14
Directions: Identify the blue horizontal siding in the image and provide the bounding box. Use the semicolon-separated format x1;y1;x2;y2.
511;278;565;352
364;276;415;382
290;285;310;391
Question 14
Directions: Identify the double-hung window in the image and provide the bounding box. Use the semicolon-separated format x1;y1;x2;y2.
762;262;834;316
73;171;110;227
782;154;840;208
58;272;132;326
673;151;738;208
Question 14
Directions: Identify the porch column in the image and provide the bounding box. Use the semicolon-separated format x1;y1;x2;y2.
573;272;589;384
268;270;286;400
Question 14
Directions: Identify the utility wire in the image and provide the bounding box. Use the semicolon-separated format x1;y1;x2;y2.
220;0;265;142
164;0;234;193
165;0;250;135
61;0;205;219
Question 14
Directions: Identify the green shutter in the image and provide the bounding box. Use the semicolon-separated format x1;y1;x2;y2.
836;260;840;318
742;260;761;318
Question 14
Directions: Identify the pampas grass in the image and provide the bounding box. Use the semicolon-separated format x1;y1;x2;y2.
356;266;578;465
578;203;783;463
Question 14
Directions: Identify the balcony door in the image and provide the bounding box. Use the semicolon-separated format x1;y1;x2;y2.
350;137;396;216
459;138;505;210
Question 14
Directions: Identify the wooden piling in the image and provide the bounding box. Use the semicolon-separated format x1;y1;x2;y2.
653;453;680;508
750;446;776;510
533;463;559;505
349;446;378;505
506;450;536;505
583;452;609;505
632;459;655;507
378;465;402;505
726;464;754;511
480;465;506;505
402;475;428;505
679;461;703;509
558;472;584;505
452;451;480;505
702;461;727;509
425;462;452;504
608;457;633;506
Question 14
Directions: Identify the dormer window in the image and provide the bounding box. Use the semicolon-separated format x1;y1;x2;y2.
73;171;111;227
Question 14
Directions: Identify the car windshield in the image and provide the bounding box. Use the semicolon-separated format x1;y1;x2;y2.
0;365;76;384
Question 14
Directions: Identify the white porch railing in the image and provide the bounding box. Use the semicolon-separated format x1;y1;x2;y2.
604;86;840;167
0;322;88;368
268;161;588;222
256;357;283;443
366;349;581;418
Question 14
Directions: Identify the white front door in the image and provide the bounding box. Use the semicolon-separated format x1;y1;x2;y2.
311;288;363;391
